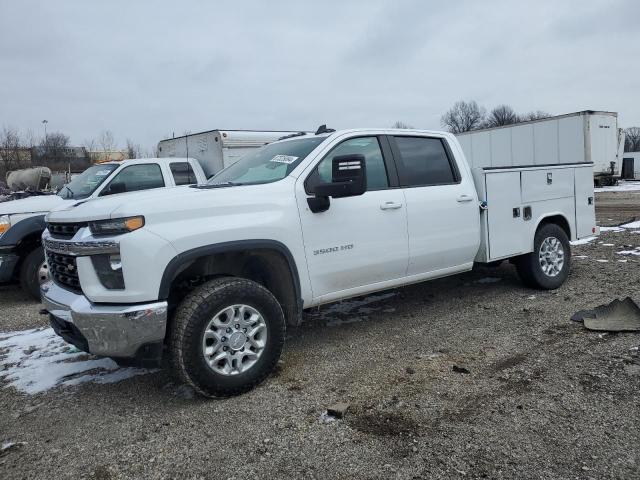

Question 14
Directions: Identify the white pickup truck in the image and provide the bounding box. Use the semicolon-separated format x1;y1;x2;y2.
0;157;207;299
42;128;598;397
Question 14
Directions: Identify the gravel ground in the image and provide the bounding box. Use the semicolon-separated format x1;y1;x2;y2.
1;191;639;480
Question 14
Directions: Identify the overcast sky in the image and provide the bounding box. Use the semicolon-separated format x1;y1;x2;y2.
1;0;638;151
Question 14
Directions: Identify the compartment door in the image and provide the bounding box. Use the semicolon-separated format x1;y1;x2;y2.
485;172;527;259
574;166;596;238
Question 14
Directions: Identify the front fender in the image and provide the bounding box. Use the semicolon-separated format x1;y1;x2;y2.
0;214;46;248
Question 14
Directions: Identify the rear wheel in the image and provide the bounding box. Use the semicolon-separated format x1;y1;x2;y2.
20;247;47;301
169;277;285;397
515;223;571;290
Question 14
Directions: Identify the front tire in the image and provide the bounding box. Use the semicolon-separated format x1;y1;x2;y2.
20;247;47;301
169;277;286;397
515;223;571;290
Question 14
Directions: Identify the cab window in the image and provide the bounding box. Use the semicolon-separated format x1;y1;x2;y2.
170;162;197;185
305;136;388;193
102;164;165;195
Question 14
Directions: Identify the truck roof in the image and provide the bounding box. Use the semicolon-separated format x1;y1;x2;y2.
96;157;194;166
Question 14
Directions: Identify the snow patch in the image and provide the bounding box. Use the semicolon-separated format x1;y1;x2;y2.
616;248;640;256
595;259;609;263
0;328;155;394
620;220;640;229
600;226;625;233
573;255;589;259
595;181;640;192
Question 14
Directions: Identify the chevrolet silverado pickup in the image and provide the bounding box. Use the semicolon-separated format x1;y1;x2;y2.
41;127;598;397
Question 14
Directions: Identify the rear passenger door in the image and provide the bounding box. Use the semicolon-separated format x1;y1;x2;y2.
389;135;480;276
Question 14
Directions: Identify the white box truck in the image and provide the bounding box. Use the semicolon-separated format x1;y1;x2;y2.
157;130;304;178
456;111;625;186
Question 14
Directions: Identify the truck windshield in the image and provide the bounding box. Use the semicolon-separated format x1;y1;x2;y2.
57;164;118;200
207;136;326;186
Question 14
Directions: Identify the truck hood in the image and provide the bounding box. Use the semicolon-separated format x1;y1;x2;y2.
46;183;293;223
0;194;67;216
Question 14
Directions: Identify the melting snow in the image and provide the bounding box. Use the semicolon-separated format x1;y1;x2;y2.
0;328;155;394
600;226;625;233
595;259;609;263
595;181;640;192
620;220;640;229
616;248;640;256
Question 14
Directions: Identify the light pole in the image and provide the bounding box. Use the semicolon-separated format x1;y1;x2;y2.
42;119;48;140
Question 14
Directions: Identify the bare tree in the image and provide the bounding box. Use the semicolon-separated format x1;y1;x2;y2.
391;121;414;129
484;105;519;128
0;127;22;175
37;132;70;171
441;100;486;133
99;130;116;152
624;127;640;152
521;110;552;122
126;139;143;159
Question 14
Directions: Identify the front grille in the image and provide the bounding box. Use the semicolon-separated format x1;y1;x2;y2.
46;250;81;293
47;222;88;239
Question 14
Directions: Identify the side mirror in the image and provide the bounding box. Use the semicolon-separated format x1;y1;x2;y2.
307;154;367;213
102;181;126;196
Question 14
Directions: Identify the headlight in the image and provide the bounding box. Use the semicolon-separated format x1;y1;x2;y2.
0;215;10;237
89;216;145;236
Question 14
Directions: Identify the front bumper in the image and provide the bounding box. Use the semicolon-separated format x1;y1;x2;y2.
41;281;168;358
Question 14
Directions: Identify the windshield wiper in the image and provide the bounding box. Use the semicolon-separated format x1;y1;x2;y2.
192;181;242;189
62;185;74;197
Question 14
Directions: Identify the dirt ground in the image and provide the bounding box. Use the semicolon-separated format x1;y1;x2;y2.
1;190;639;480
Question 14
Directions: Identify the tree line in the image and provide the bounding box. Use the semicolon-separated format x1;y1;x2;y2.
0;127;152;178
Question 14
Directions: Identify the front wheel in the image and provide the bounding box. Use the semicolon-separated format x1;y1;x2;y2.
169;277;286;397
20;247;48;301
515;223;571;290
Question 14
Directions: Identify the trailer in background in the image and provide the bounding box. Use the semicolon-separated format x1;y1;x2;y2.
456;111;625;186
621;151;640;180
157;130;303;178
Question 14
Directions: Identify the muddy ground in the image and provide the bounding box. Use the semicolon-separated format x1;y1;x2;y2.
1;190;639;480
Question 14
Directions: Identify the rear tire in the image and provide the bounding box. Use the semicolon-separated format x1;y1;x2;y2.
169;277;285;398
20;247;46;301
515;223;571;290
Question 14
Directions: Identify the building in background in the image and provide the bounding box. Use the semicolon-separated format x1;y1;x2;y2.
88;150;129;164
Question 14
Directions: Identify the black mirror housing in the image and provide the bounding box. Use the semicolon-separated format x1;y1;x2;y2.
307;154;367;213
315;154;367;198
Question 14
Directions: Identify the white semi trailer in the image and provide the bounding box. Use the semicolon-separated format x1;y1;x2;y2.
456;111;625;186
157;130;303;178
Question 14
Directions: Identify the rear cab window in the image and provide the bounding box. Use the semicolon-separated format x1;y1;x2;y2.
170;162;197;185
391;136;460;187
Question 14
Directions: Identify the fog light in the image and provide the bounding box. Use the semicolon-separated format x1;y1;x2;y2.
91;254;125;289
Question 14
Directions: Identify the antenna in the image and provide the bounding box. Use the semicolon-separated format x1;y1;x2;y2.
315;124;335;135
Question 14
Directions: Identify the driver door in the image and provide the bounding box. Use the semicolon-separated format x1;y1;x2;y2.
295;135;408;302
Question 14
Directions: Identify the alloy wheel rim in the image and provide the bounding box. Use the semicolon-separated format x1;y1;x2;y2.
201;304;267;376
538;236;565;277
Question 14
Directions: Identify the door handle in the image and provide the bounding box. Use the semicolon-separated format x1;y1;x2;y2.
380;201;402;210
457;195;473;203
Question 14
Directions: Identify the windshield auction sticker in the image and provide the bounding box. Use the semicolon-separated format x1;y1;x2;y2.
270;155;299;164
